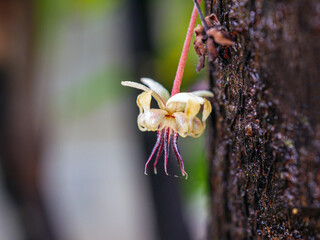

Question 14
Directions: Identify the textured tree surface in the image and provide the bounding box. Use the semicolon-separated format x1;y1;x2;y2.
206;0;320;239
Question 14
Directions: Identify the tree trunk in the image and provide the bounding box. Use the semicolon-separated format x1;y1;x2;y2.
206;0;320;239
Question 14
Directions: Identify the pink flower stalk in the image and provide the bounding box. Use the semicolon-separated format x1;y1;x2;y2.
171;0;202;96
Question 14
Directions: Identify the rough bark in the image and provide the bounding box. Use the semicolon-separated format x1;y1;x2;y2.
206;0;320;239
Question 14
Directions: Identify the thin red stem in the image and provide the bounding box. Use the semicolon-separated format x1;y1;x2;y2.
171;0;202;96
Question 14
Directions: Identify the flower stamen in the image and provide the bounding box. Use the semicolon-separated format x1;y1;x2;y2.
153;131;164;174
173;132;188;179
164;128;171;175
144;130;163;175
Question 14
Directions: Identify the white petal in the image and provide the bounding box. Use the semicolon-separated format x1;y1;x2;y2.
185;99;201;119
121;81;151;92
191;90;214;98
121;81;166;109
202;99;212;122
166;93;204;113
144;109;167;131
172;112;189;138
167;92;205;106
141;78;170;103
137;114;147;131
137;91;152;113
190;117;205;138
166;102;186;113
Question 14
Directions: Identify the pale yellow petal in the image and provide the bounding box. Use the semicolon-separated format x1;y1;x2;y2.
121;81;151;92
136;92;167;131
137;114;147;131
144;109;167;131
172;112;189;138
161;117;177;132
136;91;152;113
191;90;214;98
122;81;166;109
166;102;186;114
202;99;212;122
185;99;201;119
166;92;205;113
136;91;152;132
190;117;205;138
166;93;198;114
167;92;205;106
141;78;170;103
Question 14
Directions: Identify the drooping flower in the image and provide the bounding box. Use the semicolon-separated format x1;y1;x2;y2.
122;78;213;178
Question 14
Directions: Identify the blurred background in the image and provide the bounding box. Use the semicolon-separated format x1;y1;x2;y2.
0;0;210;239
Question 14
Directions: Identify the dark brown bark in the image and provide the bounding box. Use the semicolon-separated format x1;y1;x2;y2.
206;0;320;239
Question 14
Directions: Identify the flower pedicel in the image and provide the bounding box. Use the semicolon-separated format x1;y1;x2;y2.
121;0;213;178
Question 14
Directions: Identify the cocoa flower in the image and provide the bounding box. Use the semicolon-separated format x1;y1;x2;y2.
122;78;213;178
